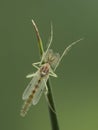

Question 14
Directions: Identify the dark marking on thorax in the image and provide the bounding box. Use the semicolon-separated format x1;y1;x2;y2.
40;63;50;77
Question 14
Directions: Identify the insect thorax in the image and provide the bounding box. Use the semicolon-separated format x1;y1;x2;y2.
40;63;50;77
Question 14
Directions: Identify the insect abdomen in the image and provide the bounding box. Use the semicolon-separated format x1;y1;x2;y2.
20;85;38;117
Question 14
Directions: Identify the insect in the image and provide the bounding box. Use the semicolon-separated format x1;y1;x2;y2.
20;20;83;117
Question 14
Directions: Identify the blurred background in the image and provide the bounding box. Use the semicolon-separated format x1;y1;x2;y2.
0;0;98;130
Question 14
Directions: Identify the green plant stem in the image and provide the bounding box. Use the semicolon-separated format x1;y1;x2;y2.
32;20;44;56
32;19;60;130
47;79;59;130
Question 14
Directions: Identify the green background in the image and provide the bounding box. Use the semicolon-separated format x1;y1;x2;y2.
0;0;98;130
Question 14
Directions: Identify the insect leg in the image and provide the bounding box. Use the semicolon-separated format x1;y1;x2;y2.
40;23;53;64
43;80;56;114
32;62;41;69
44;81;48;95
49;69;57;77
54;38;84;71
26;62;40;78
26;73;36;78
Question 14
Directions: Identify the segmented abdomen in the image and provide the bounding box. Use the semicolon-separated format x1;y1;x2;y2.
20;84;39;117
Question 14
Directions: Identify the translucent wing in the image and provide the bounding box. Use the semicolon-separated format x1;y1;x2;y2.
22;71;40;100
32;79;47;105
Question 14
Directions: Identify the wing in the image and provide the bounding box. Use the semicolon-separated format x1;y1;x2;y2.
32;79;46;105
22;71;40;100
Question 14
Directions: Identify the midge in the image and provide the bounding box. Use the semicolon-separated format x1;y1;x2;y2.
20;20;83;117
